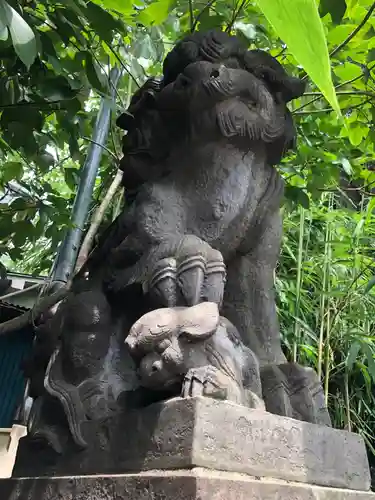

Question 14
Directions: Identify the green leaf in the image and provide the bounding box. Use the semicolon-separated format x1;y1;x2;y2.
64;167;79;190
85;2;123;42
364;276;375;294
0;0;37;69
0;15;8;41
319;0;346;24
254;0;340;116
137;0;172;26
85;52;107;93
340;157;352;176
36;152;55;172
346;341;361;371
91;0;133;16
348;124;368;147
1;161;23;183
285;186;310;209
38;76;77;101
361;343;375;384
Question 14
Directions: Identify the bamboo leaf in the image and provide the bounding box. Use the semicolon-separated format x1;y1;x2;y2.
364;276;375;294
361;343;375;384
346;341;361;371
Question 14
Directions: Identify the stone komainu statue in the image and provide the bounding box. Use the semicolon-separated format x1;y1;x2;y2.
20;29;331;465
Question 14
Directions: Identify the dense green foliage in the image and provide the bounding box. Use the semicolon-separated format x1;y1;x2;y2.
0;0;375;453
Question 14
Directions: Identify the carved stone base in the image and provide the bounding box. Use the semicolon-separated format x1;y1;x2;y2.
13;397;371;492
1;469;375;500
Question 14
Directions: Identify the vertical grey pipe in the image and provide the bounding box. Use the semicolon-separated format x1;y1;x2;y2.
52;67;121;284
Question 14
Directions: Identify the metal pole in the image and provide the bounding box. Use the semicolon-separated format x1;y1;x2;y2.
52;67;121;284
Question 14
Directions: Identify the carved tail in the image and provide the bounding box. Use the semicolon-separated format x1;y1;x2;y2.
44;347;88;448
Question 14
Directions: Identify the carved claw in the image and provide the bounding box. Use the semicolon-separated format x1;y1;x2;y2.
182;365;229;400
148;257;177;307
146;236;226;307
176;255;206;306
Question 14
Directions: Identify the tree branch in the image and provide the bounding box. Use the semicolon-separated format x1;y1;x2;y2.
295;98;372;115
0;286;68;336
0;284;41;302
75;169;123;273
293;62;375;113
104;43;140;88
81;137;119;163
0;100;71;110
330;2;375;58
303;90;375;98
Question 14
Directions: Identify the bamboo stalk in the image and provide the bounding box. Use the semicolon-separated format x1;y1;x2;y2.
292;206;305;363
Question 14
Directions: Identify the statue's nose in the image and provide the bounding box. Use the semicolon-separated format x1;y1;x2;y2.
209;66;222;79
151;360;163;373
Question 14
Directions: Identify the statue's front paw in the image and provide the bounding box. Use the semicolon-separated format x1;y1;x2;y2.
182;366;230;400
147;235;226;307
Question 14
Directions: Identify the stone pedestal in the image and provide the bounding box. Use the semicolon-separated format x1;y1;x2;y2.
2;397;374;499
1;469;375;500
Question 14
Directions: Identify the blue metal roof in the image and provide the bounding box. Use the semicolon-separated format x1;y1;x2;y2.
0;303;34;428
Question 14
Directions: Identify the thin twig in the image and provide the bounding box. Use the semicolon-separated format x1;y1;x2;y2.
105;43;140;88
295;108;334;115
330;2;375;58
293;63;375;113
303;90;375;98
81;137;119;163
189;0;195;32
295;97;372;115
226;0;248;32
192;0;216;31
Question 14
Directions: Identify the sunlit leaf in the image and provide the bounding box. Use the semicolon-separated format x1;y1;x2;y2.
340;158;352;176
0;15;8;41
0;0;37;68
137;0;172;26
91;0;133;16
254;0;341;115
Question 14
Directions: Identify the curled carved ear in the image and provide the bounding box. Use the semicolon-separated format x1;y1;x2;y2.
116;111;134;131
244;49;305;103
179;302;220;341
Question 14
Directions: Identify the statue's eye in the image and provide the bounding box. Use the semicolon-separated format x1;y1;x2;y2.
156;339;171;352
176;75;191;89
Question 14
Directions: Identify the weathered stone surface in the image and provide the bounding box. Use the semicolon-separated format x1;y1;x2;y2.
1;469;375;500
13;398;370;492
